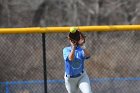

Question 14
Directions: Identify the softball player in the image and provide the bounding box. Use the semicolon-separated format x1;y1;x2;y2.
63;27;92;93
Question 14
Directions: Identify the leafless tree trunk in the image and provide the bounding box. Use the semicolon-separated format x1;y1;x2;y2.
0;0;11;27
32;0;47;26
0;4;3;26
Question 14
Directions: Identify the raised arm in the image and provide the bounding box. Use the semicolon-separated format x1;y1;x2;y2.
82;45;91;59
68;40;77;61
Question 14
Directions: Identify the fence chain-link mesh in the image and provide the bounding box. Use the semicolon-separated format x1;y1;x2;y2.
0;32;140;93
0;34;44;93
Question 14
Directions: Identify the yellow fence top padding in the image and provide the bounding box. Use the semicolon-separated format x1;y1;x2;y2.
0;25;140;34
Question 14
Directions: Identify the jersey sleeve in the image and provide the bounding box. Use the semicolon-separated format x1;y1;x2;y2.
63;48;71;61
82;49;90;59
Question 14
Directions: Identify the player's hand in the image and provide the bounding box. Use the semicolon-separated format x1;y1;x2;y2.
70;40;77;48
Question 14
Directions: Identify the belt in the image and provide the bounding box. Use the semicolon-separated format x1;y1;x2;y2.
66;71;84;78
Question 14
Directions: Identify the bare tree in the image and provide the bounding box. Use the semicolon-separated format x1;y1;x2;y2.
32;0;47;26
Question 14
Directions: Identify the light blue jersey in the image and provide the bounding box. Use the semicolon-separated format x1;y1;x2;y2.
63;46;89;76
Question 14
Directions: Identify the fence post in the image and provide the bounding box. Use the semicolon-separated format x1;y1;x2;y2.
42;33;47;93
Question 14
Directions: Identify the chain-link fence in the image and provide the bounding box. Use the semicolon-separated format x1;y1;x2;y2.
0;31;140;93
0;34;44;93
